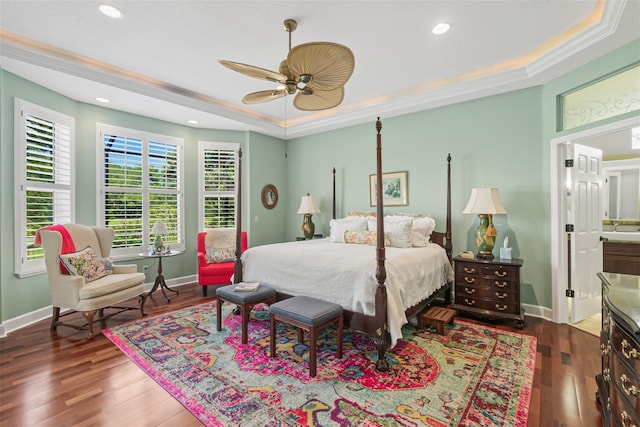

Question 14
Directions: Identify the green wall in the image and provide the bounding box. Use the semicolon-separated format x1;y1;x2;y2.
1;38;638;331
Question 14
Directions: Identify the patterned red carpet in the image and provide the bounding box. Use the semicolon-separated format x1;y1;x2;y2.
104;301;535;426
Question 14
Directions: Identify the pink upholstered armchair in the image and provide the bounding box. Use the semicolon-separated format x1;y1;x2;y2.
197;230;247;296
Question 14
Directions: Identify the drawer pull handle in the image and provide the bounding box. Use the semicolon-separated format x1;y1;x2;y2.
464;267;475;274
494;270;507;278
622;339;639;360
464;277;476;284
621;410;637;427
600;343;610;356
603;368;610;382
494;281;507;288
464;287;475;294
495;304;507;311
495;292;507;299
621;374;639;396
464;298;475;306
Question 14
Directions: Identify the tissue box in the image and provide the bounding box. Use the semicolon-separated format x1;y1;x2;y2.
500;247;512;260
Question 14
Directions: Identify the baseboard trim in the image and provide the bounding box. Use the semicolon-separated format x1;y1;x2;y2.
0;275;197;338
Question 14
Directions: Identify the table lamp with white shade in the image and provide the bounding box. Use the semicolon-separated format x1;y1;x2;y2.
297;193;321;240
151;220;168;254
463;187;507;259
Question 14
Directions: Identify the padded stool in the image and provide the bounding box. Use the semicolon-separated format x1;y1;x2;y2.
269;296;343;377
216;284;276;344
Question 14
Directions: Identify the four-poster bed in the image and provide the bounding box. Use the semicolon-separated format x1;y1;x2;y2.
233;118;453;371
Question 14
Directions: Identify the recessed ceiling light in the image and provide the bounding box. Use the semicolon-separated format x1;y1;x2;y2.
188;120;198;125
432;22;450;35
99;4;122;19
96;97;110;103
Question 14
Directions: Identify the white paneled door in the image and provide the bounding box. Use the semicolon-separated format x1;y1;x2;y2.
569;143;603;323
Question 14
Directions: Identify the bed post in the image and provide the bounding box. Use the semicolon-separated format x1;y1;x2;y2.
332;167;336;219
374;117;390;372
234;148;243;283
445;153;453;261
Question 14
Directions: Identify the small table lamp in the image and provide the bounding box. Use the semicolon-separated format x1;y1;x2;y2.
151;220;168;254
297;193;321;240
463;188;507;259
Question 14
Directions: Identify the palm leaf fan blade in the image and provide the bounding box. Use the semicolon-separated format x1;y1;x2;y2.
218;60;287;84
287;42;355;91
243;90;287;104
294;87;344;111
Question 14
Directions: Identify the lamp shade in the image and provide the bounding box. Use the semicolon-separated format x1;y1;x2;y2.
462;188;507;215
297;194;321;214
151;220;168;234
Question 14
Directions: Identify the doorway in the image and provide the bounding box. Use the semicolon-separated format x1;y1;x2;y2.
550;116;640;324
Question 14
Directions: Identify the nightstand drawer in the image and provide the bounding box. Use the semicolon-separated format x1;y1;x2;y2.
455;284;518;302
454;295;520;315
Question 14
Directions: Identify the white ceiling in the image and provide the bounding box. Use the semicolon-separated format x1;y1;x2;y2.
1;0;639;140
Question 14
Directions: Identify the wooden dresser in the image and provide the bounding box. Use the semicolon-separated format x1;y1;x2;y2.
451;255;525;329
596;272;640;426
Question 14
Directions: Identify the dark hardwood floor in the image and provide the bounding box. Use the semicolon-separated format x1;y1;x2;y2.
1;283;602;426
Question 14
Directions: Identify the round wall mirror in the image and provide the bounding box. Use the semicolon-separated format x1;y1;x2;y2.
261;184;278;209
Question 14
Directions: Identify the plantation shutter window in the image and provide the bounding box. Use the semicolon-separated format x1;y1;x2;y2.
14;99;75;277
98;124;184;257
198;142;239;231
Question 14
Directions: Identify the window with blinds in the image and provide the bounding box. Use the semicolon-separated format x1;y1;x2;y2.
98;124;184;256
198;142;239;230
14;99;75;277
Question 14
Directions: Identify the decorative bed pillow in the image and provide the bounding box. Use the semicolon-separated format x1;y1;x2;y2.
205;228;237;263
329;217;367;243
411;216;436;247
347;211;377;218
367;217;413;248
206;246;236;263
59;246;109;283
344;230;390;246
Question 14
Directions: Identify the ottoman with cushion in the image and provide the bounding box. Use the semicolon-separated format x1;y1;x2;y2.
269;296;343;377
216;284;276;344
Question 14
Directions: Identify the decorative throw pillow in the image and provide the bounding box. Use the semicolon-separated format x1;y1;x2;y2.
206;246;236;263
411;217;436;247
368;217;413;248
329;217;368;243
101;257;114;273
344;230;390;246
59;246;109;283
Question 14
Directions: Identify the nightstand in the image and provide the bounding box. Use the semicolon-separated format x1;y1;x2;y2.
451;255;525;328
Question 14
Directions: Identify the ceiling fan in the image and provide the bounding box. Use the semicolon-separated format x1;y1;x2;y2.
219;19;355;111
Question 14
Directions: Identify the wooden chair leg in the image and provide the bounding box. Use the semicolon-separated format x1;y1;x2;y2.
50;307;61;331
297;328;304;343
139;293;148;316
82;310;98;339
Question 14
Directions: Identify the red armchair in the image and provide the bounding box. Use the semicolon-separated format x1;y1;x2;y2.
197;231;247;296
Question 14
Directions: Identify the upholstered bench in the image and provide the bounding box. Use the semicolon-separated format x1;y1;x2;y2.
216;284;276;344
269;296;343;377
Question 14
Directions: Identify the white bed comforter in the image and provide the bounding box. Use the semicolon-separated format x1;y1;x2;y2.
241;239;454;347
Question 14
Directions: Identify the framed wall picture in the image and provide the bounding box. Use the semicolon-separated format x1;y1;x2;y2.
261;184;278;209
369;171;408;206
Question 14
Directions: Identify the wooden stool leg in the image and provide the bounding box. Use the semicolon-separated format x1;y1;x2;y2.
337;315;343;359
297;328;304;343
309;326;317;377
216;297;223;331
269;315;276;358
241;303;250;344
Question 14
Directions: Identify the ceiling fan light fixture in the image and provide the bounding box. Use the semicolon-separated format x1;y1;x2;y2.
220;18;354;111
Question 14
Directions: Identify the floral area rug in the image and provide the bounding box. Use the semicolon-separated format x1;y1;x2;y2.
104;301;535;426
